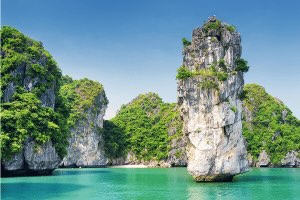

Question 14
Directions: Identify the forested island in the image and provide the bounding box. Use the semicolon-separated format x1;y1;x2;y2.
1;19;299;178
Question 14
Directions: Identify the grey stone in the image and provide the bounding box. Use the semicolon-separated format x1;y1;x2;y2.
62;92;108;167
2;152;24;171
256;150;270;167
24;140;61;170
281;109;288;122
178;20;248;181
281;151;300;167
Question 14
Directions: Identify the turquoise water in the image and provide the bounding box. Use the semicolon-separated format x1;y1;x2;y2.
1;168;299;200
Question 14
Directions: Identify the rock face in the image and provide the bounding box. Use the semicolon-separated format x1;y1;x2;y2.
61;80;108;167
1;28;60;175
24;140;61;171
2;141;60;176
281;151;300;167
256;150;271;167
167;129;188;166
2;66;59;174
177;18;248;181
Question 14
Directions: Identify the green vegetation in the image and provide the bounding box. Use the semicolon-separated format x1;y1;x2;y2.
182;38;191;47
177;60;229;81
0;92;69;158
0;27;108;160
59;78;107;127
211;37;218;43
0;26;69;158
101;120;127;159
103;85;300;165
176;66;193;80
198;79;218;90
231;106;237;113
105;93;182;161
242;84;300;165
203;20;222;32
0;26;62;98
176;60;230;90
225;25;236;33
203;19;236;34
236;58;250;72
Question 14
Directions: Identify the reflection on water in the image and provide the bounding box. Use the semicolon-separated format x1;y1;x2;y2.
1;168;299;200
187;168;300;200
53;168;111;176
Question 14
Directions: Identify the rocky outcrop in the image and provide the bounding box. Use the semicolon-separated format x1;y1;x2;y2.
167;136;188;166
2;153;24;171
61;80;108;167
177;17;248;181
2;140;60;176
24;140;61;170
254;150;300;168
3;62;56;108
256;150;271;167
281;151;300;167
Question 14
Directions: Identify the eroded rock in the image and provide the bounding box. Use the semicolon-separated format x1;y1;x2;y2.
62;86;108;167
281;151;300;167
256;150;270;167
24;140;61;170
178;17;248;181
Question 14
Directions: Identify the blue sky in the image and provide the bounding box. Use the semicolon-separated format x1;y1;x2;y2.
2;0;300;119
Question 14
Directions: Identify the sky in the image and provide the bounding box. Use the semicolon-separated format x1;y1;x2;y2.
2;0;300;119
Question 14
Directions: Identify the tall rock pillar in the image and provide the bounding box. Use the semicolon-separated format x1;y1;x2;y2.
177;17;249;181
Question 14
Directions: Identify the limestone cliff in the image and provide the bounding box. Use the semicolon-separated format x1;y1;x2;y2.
1;27;108;176
1;26;63;176
177;17;249;181
60;79;108;167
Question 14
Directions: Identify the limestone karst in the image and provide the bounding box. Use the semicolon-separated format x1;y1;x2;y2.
0;27;108;176
1;21;299;177
177;17;249;181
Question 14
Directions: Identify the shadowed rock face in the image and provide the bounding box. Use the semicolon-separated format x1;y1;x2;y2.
62;93;108;167
281;151;300;167
177;18;248;181
2;134;61;176
58;79;108;168
256;150;271;167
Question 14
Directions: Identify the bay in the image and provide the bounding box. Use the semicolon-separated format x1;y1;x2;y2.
1;168;299;200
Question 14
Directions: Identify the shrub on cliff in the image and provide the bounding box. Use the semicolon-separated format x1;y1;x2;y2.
176;66;192;80
182;38;191;47
236;58;250;72
0;26;62;97
203;19;222;32
1;92;69;158
59;78;108;127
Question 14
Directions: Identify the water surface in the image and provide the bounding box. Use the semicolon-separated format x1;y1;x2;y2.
1;168;299;200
